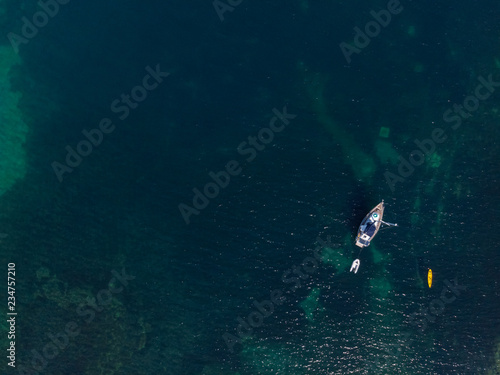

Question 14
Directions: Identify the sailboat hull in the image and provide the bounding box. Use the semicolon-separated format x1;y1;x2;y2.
355;201;385;248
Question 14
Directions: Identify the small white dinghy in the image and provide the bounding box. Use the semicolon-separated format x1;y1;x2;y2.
350;259;360;274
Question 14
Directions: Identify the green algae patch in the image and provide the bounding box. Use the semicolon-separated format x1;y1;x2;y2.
298;0;309;12
429;152;442;168
0;45;29;196
369;276;392;298
495;58;500;69
36;266;50;281
299;64;377;182
371;245;390;265
378;126;390;138
487;338;500;375
201;365;241;375
299;287;323;322
411;196;421;226
413;196;421;211
241;338;307;375
424;176;437;194
413;63;424;73
318;233;355;273
452;182;469;199
34;268;94;309
431;200;444;237
320;246;351;273
31;267;147;374
407;25;416;37
375;139;399;165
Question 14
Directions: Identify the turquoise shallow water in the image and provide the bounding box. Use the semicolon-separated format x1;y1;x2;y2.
0;1;499;374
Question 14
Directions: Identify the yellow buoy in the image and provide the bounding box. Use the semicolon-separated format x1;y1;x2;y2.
428;269;433;288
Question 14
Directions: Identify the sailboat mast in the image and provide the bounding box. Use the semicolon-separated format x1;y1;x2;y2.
381;220;397;227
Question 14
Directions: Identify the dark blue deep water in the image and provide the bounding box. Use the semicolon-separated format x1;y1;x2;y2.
0;1;499;374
